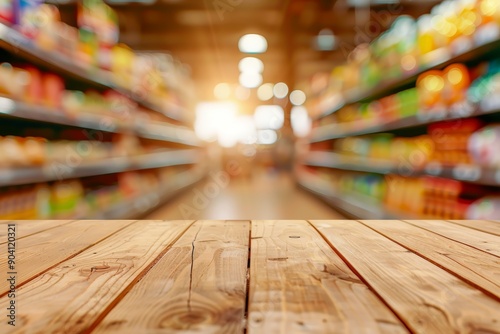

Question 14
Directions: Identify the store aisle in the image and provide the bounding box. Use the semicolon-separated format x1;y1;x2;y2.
145;171;344;220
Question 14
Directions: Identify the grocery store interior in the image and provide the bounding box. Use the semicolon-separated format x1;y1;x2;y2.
1;0;500;220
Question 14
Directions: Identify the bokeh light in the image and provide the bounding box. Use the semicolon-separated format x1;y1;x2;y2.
273;82;289;99
239;72;263;88
238;34;268;53
257;83;274;101
290;90;306;106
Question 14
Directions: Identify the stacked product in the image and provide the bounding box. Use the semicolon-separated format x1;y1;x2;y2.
309;0;500;118
0;134;149;168
316;58;500;131
0;165;190;219
385;175;488;219
0;0;193;115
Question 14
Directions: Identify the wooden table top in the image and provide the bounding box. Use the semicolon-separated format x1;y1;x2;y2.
0;220;499;333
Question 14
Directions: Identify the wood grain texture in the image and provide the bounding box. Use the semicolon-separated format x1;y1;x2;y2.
447;220;500;236
0;220;74;244
93;220;250;334
311;220;500;334
404;220;500;257
360;220;500;299
0;220;136;296
0;220;193;334
248;220;408;334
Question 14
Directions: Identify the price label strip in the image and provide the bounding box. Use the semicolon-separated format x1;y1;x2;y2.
453;164;482;182
425;163;443;176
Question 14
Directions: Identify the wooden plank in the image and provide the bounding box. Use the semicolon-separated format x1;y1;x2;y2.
311;220;500;334
0;220;193;333
0;220;74;244
0;220;137;296
404;220;500;257
248;220;408;334
447;220;500;237
93;220;250;333
361;220;500;299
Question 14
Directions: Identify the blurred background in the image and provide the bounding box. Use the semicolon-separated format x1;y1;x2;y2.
0;0;500;220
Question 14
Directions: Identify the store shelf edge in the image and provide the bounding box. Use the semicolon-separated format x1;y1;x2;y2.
304;151;500;186
0;149;202;187
92;168;206;219
295;169;397;219
310;104;500;142
0;96;200;146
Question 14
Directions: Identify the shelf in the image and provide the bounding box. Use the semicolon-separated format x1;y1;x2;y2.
305;151;500;186
295;168;398;219
92;167;206;219
311;102;500;142
0;149;202;187
315;30;500;120
0;22;185;122
0;96;200;146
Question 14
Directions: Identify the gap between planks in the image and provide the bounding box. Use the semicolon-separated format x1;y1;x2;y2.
248;220;408;334
310;220;500;334
0;220;140;297
0;220;77;245
0;220;196;334
90;220;250;334
446;220;500;236
403;220;500;258
358;220;500;301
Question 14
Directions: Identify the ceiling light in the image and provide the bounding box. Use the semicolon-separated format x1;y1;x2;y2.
239;72;263;88
238;57;264;73
314;29;337;51
238;34;268;54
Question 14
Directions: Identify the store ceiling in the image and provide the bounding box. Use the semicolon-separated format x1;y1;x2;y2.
62;0;443;100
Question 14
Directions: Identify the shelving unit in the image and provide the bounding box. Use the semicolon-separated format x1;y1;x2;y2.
299;12;500;219
85;167;205;219
0;17;206;220
295;168;399;219
0;22;186;122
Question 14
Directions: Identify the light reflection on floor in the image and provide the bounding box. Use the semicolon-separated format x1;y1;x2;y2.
145;171;344;220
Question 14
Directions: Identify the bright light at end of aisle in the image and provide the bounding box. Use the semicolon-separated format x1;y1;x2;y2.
290;90;306;106
291;106;312;137
194;102;257;147
213;83;231;99
195;101;237;142
257;83;274;101
254;105;284;130
238;34;268;53
273;82;289;99
239;72;263;88
239;57;264;73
